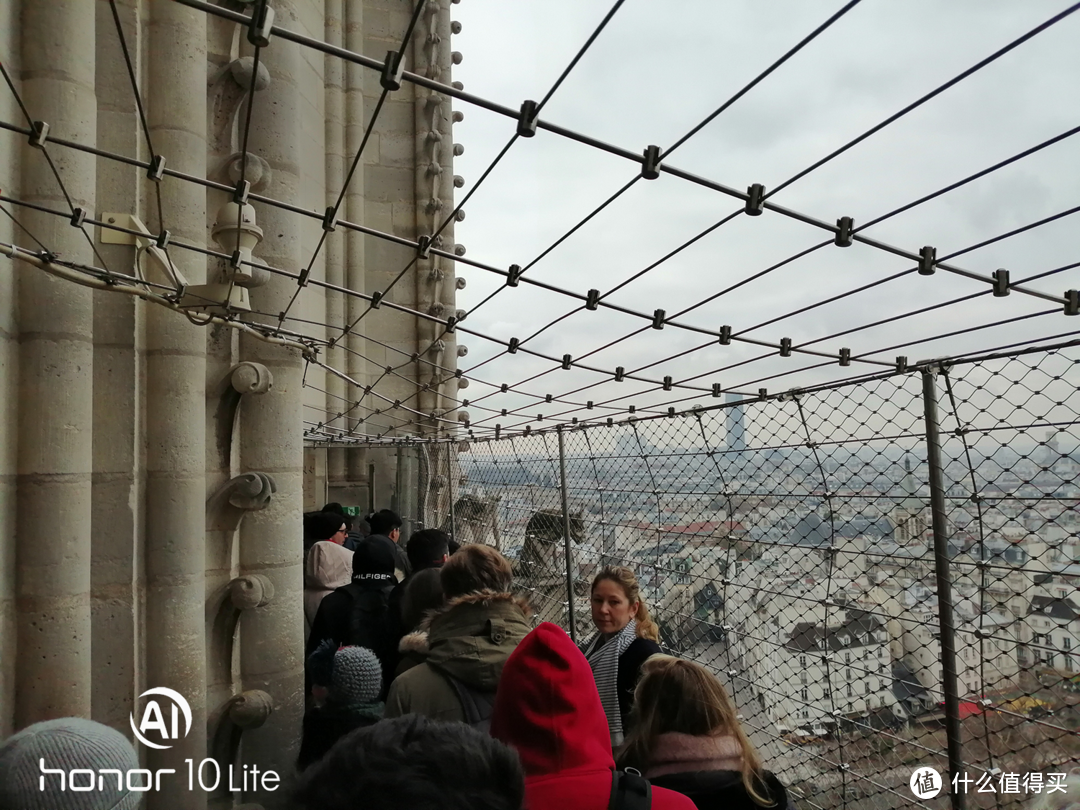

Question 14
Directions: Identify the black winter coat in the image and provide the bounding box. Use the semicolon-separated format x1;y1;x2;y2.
617;637;662;731
650;769;790;810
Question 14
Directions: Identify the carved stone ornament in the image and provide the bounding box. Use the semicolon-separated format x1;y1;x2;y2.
223;471;277;510
229;574;275;610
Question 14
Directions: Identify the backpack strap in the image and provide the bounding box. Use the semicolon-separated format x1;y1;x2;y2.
441;671;496;732
609;769;651;810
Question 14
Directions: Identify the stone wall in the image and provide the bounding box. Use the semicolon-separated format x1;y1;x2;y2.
0;2;458;807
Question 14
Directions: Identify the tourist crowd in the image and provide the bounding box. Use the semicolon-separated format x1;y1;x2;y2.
1;505;792;810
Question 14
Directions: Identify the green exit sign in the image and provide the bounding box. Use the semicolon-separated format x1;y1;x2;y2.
342;506;362;516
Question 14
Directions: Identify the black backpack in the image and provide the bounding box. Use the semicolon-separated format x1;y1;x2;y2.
441;671;496;732
610;769;652;810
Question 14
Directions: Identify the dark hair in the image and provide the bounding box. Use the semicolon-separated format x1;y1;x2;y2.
406;529;451;572
440;544;513;600
367;509;402;536
294;714;524;810
401;567;446;633
322;502;345;515
305;511;346;543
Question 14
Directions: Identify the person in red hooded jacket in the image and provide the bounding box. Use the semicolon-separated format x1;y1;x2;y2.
490;622;697;810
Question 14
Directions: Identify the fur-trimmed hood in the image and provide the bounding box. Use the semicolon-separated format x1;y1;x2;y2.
420;589;532;628
398;630;429;656
422;589;535;691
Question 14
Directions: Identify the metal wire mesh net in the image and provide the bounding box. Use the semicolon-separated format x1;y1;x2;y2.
420;340;1080;810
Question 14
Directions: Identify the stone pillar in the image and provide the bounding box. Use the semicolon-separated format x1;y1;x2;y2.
0;0;19;740
325;0;347;486
15;0;97;725
237;3;306;801
344;0;370;490
145;4;208;808
91;0;142;733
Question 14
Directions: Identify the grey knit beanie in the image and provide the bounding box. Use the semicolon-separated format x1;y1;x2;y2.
0;717;142;810
331;646;382;705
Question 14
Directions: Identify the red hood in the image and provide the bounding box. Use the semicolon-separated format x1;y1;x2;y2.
491;622;614;778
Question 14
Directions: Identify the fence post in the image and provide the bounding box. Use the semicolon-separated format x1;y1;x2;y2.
557;426;578;642
447;443;457;543
922;367;967;810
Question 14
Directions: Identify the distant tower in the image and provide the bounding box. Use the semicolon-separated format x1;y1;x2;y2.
892;455;927;546
725;393;746;453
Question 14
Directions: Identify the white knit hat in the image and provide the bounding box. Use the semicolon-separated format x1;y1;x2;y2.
0;717;142;810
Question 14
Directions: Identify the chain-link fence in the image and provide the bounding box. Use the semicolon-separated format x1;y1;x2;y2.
403;340;1080;810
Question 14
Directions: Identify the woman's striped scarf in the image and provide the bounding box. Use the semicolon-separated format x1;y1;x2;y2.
581;618;638;747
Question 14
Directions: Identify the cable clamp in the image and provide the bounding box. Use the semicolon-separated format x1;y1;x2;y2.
416;234;431;259
500;408;507;416
719;325;732;345
69;207;86;228
233;179;250;205
642;145;662;180
29;120;50;149
536;413;543;421
523;425;531;436
662;376;673;391
247;0;275;47
628;405;635;414
993;268;1009;297
517;99;538;138
507;263;522;287
445;316;457;332
500;383;508;393
381;50;405;91
586;400;594;409
918;245;936;276
712;383;722;397
839;348;851;367
615;366;625;382
454;368;463;378
585;289;600;310
571;417;578;424
895;355;908;373
143;154;167;183
745;183;765;216
652;309;665;329
156;230;171;249
461;398;469;408
561;354;572;370
297;268;311;287
667;407;676;417
494;424;501;440
779;338;792;357
1065;290;1079;316
758;388;768;400
835;216;853;248
508;337;519;353
545;394;553;403
606;417;614;426
322;206;338;232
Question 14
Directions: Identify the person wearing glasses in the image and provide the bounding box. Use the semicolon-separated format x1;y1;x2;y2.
304;511;354;635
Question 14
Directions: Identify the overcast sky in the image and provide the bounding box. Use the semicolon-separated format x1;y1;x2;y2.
444;0;1080;435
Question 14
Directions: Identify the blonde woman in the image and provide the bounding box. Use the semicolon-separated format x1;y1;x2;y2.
579;566;662;746
617;655;789;810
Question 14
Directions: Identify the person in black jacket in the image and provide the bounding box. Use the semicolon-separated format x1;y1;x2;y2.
578;566;662;747
298;644;385;771
617;655;790;810
306;538;399;695
366;508;411;579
